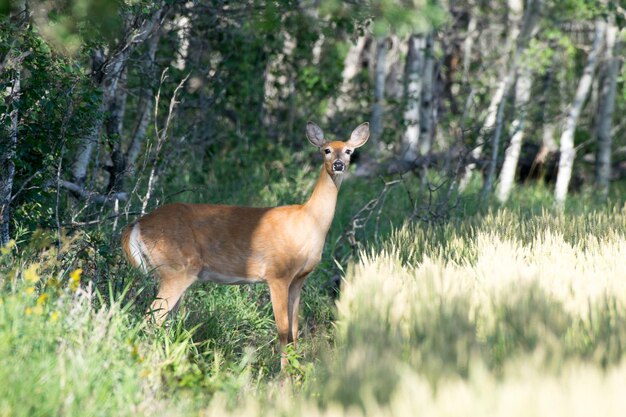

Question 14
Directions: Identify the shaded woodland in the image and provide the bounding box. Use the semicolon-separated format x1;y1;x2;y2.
1;0;625;242
5;3;626;414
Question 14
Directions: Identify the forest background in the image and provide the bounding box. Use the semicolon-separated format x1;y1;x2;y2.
1;1;626;416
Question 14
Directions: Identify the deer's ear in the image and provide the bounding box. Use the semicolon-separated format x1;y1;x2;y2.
347;122;369;148
306;122;325;147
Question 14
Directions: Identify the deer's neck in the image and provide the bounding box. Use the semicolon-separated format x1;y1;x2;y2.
303;167;341;234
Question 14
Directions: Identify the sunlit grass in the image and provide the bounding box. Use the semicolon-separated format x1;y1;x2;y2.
3;193;626;416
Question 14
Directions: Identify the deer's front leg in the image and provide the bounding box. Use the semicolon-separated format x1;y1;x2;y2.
288;274;307;347
268;279;291;370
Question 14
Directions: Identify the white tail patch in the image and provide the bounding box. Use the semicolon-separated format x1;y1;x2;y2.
129;223;151;273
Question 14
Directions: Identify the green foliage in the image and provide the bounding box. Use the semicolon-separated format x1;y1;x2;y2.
4;0;626;415
320;0;447;36
0;16;98;232
5;179;626;415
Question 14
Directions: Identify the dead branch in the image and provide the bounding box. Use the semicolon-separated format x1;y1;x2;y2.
140;69;190;215
58;180;128;204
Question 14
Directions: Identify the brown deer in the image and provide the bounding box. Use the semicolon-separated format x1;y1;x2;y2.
121;121;369;368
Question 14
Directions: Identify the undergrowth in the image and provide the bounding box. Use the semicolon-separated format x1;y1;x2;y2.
3;167;626;415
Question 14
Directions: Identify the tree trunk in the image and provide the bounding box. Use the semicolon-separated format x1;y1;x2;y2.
419;33;435;156
70;8;164;187
458;77;508;191
595;22;621;198
126;29;161;175
462;11;477;84
370;37;388;146
0;1;27;246
328;36;368;116
262;30;296;133
72;48;129;186
554;19;606;208
106;67;128;193
0;69;20;246
402;34;425;162
496;66;532;202
459;0;538;193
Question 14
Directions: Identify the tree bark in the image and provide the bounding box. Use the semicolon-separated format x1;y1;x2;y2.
71;7;165;187
595;22;621;198
262;30;296;131
370;37;388;146
106;67;128;193
496;66;532;202
554;19;606;208
0;69;20;246
72;48;128;186
462;10;477;84
460;0;539;193
327;36;368;116
458;77;508;191
126;29;161;175
419;33;435;156
0;2;27;246
402;34;425;162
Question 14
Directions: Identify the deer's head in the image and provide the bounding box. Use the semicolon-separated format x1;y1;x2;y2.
306;122;370;178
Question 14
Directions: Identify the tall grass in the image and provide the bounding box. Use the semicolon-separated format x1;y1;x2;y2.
3;187;626;415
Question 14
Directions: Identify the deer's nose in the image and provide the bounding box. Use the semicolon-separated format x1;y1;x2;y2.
333;160;345;172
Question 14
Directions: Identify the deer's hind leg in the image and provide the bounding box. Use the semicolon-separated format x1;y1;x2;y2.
148;267;198;325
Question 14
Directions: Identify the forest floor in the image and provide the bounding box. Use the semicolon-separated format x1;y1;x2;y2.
3;168;626;416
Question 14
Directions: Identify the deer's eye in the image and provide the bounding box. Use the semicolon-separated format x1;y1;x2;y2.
345;149;352;155
324;148;331;155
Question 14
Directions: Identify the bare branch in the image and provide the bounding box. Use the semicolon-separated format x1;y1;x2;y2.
140;69;190;215
58;180;128;204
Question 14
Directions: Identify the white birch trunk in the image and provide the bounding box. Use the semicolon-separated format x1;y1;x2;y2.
72;49;129;185
496;67;533;202
402;35;425;161
71;9;164;186
0;70;20;246
127;30;161;175
595;23;621;197
173;14;191;70
370;37;388;145
262;31;296;128
554;20;606;207
327;36;368;116
458;77;507;191
419;33;435;156
1;2;27;245
462;12;477;84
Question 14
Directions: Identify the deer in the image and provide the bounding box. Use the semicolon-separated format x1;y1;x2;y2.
121;121;369;369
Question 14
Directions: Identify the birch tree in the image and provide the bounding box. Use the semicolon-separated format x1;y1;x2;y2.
370;36;389;146
70;6;165;188
554;19;606;208
459;0;524;191
126;29;161;176
595;20;622;198
495;67;532;202
495;0;543;202
0;1;27;246
402;34;426;161
419;33;435;156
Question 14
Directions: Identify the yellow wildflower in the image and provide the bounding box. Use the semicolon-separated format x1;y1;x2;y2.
24;264;40;283
49;311;59;322
25;307;33;315
37;293;48;306
69;268;82;291
0;239;15;255
26;286;35;295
